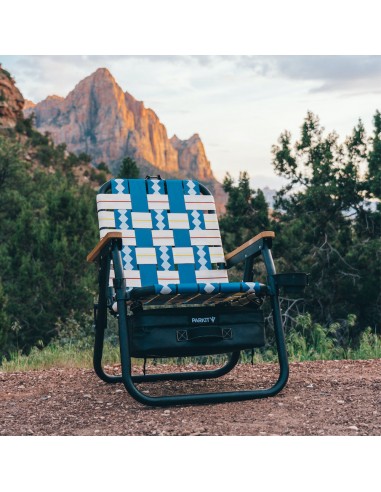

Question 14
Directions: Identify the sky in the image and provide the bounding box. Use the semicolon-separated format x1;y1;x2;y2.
1;55;381;188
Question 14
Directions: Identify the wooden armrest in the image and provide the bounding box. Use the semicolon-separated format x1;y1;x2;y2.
225;231;275;267
86;232;123;263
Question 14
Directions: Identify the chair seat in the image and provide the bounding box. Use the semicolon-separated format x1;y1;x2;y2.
121;281;268;308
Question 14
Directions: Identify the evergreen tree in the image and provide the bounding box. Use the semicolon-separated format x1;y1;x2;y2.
117;157;140;179
219;171;270;254
367;110;381;199
0;129;99;357
271;111;380;331
97;162;110;173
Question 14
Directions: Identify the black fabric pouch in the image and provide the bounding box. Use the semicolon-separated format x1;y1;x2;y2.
128;305;265;357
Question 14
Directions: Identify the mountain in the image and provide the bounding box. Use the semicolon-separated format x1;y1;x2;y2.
0;64;24;129
24;68;226;212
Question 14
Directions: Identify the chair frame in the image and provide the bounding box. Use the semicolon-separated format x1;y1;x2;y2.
87;179;303;407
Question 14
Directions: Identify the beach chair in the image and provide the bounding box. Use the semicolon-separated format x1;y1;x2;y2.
87;176;308;406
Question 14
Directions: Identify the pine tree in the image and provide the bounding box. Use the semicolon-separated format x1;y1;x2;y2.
117;157;140;179
219;171;270;255
271;111;380;331
0;130;99;357
368;110;381;199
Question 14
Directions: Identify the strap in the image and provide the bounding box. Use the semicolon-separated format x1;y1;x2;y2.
176;326;232;342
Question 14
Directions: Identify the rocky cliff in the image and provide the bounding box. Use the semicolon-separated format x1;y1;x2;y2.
24;68;226;212
171;133;214;181
0;65;24;129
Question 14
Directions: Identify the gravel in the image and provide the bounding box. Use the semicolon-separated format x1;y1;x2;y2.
1;359;380;436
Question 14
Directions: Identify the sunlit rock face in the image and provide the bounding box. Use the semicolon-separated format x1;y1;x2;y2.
24;67;227;213
0;65;25;129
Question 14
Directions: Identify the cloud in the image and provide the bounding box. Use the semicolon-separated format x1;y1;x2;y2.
4;54;381;105
235;55;381;92
18;55;215;66
5;54;381;80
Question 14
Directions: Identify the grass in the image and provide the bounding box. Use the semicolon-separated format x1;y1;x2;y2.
1;331;380;373
0;342;120;373
1;315;380;373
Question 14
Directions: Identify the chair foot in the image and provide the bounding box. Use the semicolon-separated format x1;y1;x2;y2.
93;352;240;384
120;361;289;407
131;351;240;383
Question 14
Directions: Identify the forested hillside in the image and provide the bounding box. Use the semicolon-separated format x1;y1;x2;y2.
0;66;380;361
0;113;104;356
222;111;380;351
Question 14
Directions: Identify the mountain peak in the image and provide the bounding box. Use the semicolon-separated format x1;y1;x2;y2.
70;67;120;97
171;133;202;149
24;99;36;110
170;134;181;145
84;68;122;90
46;95;64;102
189;133;201;142
22;67;226;212
92;67;114;80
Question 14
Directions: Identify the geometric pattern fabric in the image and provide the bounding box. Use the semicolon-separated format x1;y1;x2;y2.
97;178;259;296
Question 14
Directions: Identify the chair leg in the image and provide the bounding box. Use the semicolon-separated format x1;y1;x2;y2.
93;300;123;384
94;242;240;385
113;239;289;406
93;252;123;384
94;304;240;386
93;280;240;383
131;351;240;383
117;293;288;407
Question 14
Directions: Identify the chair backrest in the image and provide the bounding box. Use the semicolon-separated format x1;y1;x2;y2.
96;177;228;288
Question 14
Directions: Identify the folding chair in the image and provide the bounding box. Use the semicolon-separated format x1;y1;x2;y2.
87;176;308;406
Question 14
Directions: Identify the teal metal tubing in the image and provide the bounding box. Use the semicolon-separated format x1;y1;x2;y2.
112;239;289;407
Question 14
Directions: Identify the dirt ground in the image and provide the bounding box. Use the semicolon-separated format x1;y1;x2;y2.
0;359;380;436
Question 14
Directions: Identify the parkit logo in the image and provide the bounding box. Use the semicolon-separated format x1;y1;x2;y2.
191;316;217;325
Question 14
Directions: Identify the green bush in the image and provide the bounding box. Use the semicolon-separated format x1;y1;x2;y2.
0;130;99;358
97;162;110;173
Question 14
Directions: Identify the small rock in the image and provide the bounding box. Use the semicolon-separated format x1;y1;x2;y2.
306;384;314;388
83;394;92;399
115;389;123;393
348;425;358;431
337;400;345;404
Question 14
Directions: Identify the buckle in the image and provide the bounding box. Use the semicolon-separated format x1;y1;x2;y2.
176;330;188;342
